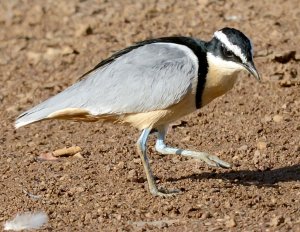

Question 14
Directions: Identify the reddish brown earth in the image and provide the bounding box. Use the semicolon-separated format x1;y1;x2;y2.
0;0;299;231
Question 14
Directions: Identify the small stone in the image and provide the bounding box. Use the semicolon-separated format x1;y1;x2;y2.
232;154;241;161
117;161;125;169
253;150;260;164
27;5;44;25
127;169;138;180
73;152;84;159
273;115;283;122
145;212;152;218
26;51;42;65
238;145;248;151
63;161;71;167
270;216;285;227
270;197;277;204
44;48;61;60
181;136;191;142
105;165;111;172
37;152;59;161
75;24;93;37
263;115;272;123
115;214;122;220
270;73;284;81
59;174;68;181
254;150;260;157
61;46;74;55
224;201;232;208
201;212;212;219
225;218;237;228
257;141;267;150
133;158;140;164
76;187;85;193
171;156;180;163
84;213;92;222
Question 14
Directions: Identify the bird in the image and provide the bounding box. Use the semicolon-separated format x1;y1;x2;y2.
15;27;260;197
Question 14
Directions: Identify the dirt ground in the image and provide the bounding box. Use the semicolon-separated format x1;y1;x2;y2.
0;0;299;231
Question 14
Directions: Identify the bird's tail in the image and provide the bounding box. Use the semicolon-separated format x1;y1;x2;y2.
15;104;57;129
15;81;97;129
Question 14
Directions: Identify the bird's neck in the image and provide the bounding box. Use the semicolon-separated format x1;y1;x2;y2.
200;52;241;106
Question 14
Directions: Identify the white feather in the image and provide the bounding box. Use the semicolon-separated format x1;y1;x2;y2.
4;212;48;231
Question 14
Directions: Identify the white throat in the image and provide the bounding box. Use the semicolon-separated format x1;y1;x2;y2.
200;52;244;106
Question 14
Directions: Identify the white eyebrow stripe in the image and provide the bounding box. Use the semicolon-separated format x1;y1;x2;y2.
214;30;248;63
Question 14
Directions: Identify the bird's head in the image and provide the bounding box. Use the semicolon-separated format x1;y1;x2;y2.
206;27;260;81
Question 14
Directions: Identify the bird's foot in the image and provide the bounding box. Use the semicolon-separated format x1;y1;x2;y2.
192;152;231;168
150;187;181;197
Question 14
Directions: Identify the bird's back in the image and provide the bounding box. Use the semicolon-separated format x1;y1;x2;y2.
15;41;199;129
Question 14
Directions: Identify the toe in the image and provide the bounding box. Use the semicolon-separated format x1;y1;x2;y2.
208;155;232;168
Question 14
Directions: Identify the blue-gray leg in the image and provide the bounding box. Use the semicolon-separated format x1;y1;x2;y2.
136;129;181;196
155;126;231;168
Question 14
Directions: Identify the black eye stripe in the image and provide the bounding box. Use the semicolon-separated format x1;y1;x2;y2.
220;44;244;64
222;45;234;57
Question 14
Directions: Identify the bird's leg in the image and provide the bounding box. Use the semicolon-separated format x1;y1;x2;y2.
136;129;181;197
155;126;231;168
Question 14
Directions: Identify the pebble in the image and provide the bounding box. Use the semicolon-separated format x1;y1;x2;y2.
61;46;74;55
114;214;122;220
117;161;125;169
63;161;71;167
133;158;141;164
77;186;85;193
105;165;111;172
257;141;267;150
127;169;138;180
232;155;241;161
73;152;84;159
201;212;212;219
75;24;93;37
181;136;191;142
238;145;248;151
44;48;61;60
273;115;283;122
269;73;284;81
26;51;42;64
253;150;260;164
270;197;277;205
270;216;285;227
225;218;237;228
263;115;272;123
224;201;232;208
145;212;152;218
171;156;180;163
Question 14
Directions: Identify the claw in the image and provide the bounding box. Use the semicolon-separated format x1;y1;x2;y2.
208;154;232;168
193;152;232;169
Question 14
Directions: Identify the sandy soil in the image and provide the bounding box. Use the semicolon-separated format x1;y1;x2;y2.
0;0;299;231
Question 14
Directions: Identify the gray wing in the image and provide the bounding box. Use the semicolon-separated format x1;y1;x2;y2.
15;43;198;127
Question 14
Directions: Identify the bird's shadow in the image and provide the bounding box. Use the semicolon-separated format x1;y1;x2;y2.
167;165;300;187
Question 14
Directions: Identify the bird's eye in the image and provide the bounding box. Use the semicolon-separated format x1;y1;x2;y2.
222;45;234;58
